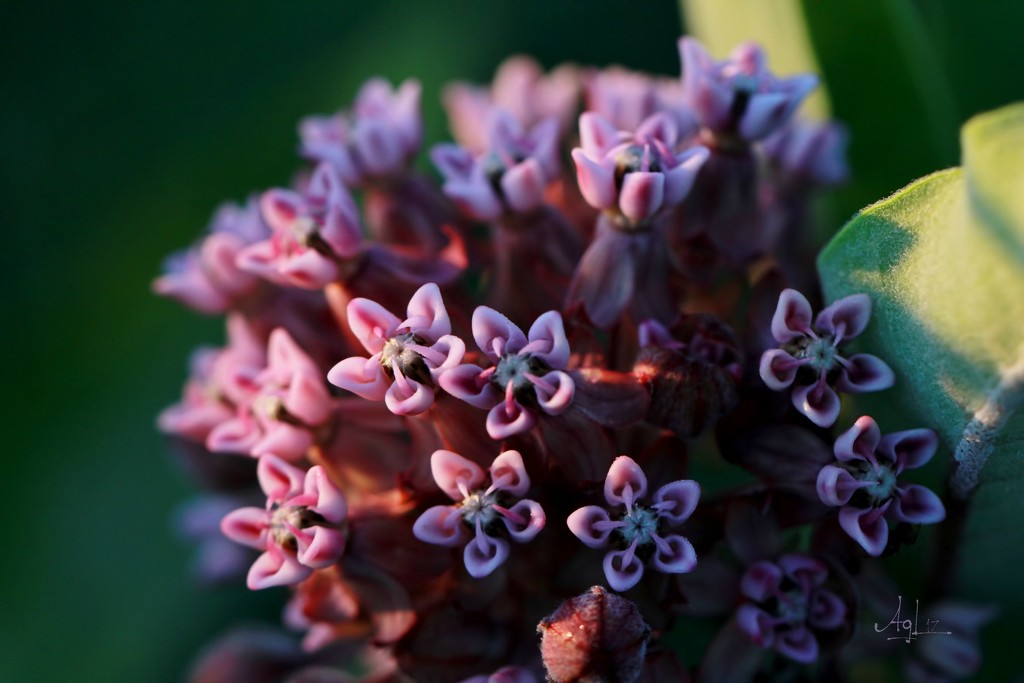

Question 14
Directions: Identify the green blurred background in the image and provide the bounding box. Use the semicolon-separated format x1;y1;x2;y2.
3;1;1024;681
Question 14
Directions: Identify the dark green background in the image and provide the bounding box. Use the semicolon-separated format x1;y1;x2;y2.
3;1;1023;681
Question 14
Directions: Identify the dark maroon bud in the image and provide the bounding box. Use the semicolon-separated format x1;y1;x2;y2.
537;586;651;683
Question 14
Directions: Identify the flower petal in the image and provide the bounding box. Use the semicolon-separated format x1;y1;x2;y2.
402;282;450;342
759;348;806;391
834;415;882;462
774;625;819;664
878;428;939;471
247;546;311;590
384;376;435;416
578;111;621;156
777;554;828;588
571;148;616;210
303;466;347;523
532;370;575;416
792;381;841;428
838;505;890;557
501;157;547;213
567;506;615;549
327;356;390;401
297;526;346;568
809;588;846;630
771;289;813;343
347;298;401;355
604;456;648;507
439;363;500;409
430;449;486;501
220;507;269;549
463;529;510;578
739;561;783;602
489;449;530;497
662;145;709;205
889;484;946;525
735;604;775;648
815;293;871;340
816;464;868;507
413;505;469;547
472;306;528;361
836;354;895;393
602;547;645;592
651;480;700;526
501;499;546;542
257;454;306;502
525;310;571;368
650;534;697;574
485;400;536;439
618;171;665;225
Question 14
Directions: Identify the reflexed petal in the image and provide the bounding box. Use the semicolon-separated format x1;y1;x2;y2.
489;449;530;496
220;507;269;549
774;625;819;664
205;414;260;455
792;382;841;428
571;148;616;210
353;118;403;176
501;499;546;542
402;282;451;341
565;227;636;329
284;372;331;427
739;561;783;602
816;465;868;507
618;171;665;224
878;428;939;471
297;526;346;568
809;588;846;630
736;604;775;648
252;422;313;461
428;335;467;373
247;547;311;590
662;145;709;205
532;370;575;416
816;293;871;340
438;363;500;409
463;529;510;578
578;111;621;155
652;480;700;526
836;354;895;393
889;484;946;525
738;92;789;141
486;400;536;439
257;454;307;501
834;415;882;462
303;466;347;523
347;298;401;354
384;377;435;416
501;157;547;213
604;456;648;506
777;554;828;588
279;248;339;288
525;310;571;368
838;505;890;557
759;348;805;390
430;449;486;500
413;505;469;547
442;177;502;222
327;356;389;401
771;289;813;343
259;189;304;233
650;534;697;574
472;306;528;361
567;506;615;548
431;143;474;178
602;547;645;591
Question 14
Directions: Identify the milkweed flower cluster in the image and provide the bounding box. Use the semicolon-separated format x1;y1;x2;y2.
156;35;968;683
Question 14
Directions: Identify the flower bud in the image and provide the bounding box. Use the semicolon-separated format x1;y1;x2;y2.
537;586;651;683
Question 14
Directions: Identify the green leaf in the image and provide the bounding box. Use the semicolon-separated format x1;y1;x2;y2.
817;103;1024;615
681;0;829;118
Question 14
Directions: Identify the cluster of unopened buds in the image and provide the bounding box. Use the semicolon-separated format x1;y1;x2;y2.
157;36;983;683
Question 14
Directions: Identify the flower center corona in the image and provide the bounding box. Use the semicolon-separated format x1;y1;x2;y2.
459;491;498;527
618;505;659;545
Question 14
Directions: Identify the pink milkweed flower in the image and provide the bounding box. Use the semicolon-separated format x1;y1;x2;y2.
442;55;580;153
221;454;348;590
439;307;575;439
817;416;945;557
584;65;698;135
413;449;546;578
567;456;700;592
153;197;269;314
238;163;362;289
735;554;848;663
572;111;708;227
207;328;332;460
327;283;465;416
759;289;895;428
678;37;818;143
762;118;850;187
299;78;422;186
432;109;561;221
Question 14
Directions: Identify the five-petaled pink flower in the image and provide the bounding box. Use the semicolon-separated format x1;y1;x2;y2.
432;109;560;221
735;554;847;663
327;283;465;416
817;416;945;556
221;454;347;590
413;449;546;578
572;111;708;227
568;456;700;592
207;328;332;460
299;78;422;186
238;163;362;289
679;37;818;142
759;289;895;428
440;307;575;439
